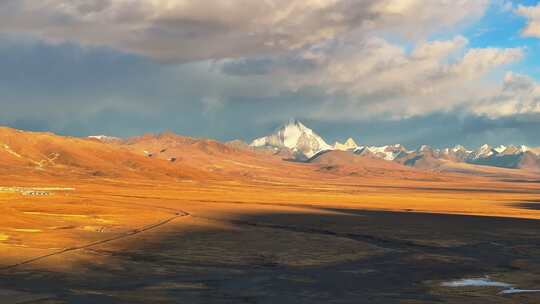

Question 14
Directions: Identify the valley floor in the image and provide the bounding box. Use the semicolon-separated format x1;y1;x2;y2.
1;176;540;303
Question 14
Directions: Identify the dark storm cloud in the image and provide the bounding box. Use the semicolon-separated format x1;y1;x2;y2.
0;36;288;138
296;112;540;149
0;38;154;93
0;37;187;135
0;32;538;148
462;113;540;139
220;58;275;76
220;56;318;76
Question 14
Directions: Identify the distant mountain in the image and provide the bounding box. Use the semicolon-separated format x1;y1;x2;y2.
443;145;472;162
225;139;251;150
87;135;121;143
250;119;332;160
306;150;431;178
2;122;539;183
394;144;540;171
333;138;358;151
249;120;540;171
354;144;409;161
466;145;540;170
0;126;194;178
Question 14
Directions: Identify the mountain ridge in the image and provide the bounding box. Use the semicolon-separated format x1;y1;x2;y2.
248;121;540;172
250;119;332;160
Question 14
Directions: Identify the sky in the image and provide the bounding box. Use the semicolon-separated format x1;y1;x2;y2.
1;0;540;149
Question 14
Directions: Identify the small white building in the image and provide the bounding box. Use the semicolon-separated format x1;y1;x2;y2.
22;191;51;196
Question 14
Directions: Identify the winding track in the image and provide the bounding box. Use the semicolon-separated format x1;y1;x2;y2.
0;194;416;272
1;194;525;271
0;208;190;271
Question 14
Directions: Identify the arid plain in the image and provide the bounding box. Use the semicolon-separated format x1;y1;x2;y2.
1;127;540;303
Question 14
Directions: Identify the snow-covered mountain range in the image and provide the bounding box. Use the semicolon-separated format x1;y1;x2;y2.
250;120;540;171
395;144;540;171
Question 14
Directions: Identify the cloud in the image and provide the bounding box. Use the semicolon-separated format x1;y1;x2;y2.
0;37;286;137
368;0;487;38
0;0;488;62
472;72;540;117
0;1;505;123
220;58;276;76
2;0;539;148
242;36;523;119
517;3;540;38
0;34;538;148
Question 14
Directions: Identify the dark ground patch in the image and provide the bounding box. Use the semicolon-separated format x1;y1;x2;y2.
512;200;540;210
1;209;540;303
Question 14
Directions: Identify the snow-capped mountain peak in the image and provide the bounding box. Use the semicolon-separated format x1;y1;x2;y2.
355;144;407;161
418;145;432;152
495;145;507;153
474;144;495;159
88;135;120;142
452;145;469;153
250;119;331;159
249;121;540;167
480;144;492;151
494;145;534;155
334;137;358;151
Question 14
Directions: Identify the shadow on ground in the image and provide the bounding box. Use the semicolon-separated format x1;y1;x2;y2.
1;207;540;303
512;200;540;211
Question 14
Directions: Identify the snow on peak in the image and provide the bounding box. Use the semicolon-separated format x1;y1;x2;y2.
473;144;495;159
496;145;534;155
520;145;531;153
249;121;539;164
334;137;358;151
88;135;120;142
362;145;405;161
479;144;493;153
345;138;358;146
452;145;468;153
418;145;433;152
479;144;492;151
250;120;331;159
495;145;507;153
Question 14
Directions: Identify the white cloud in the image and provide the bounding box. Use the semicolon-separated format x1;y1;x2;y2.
0;0;488;62
517;3;540;38
411;36;468;60
473;72;540;117
369;0;487;38
453;47;523;79
277;36;523;118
